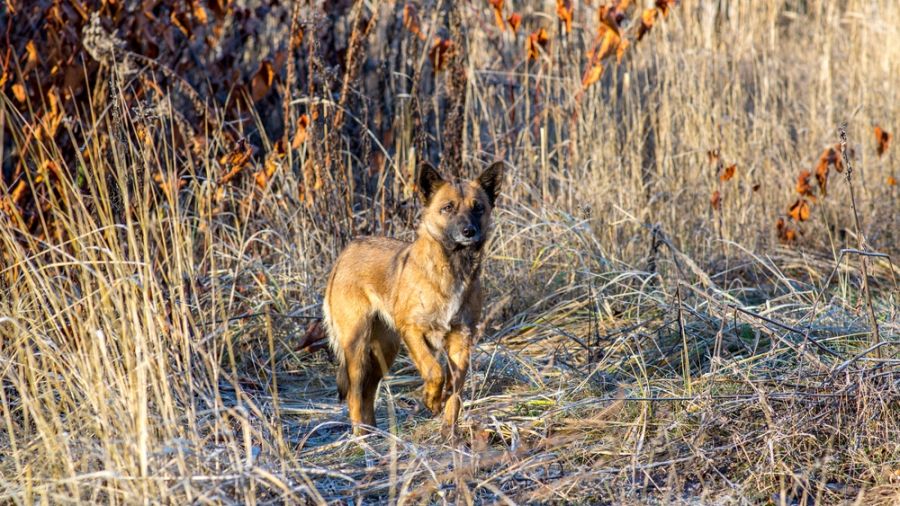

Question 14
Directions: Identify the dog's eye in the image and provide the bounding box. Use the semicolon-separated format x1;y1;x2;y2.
472;201;483;213
441;202;455;214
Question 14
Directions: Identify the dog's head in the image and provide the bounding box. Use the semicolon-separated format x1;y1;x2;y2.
417;161;504;250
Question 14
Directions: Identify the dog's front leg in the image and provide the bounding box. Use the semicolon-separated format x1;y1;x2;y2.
442;327;471;434
400;325;445;415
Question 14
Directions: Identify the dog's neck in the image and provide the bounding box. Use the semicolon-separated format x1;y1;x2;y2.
412;230;484;289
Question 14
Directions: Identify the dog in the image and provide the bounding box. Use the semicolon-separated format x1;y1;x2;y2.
323;161;504;435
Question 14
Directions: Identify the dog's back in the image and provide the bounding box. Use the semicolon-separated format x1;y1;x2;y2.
323;236;409;400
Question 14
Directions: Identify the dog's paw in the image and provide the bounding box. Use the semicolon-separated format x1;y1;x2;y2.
423;390;445;415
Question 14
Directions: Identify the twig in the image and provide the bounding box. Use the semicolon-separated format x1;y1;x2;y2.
206;311;321;326
839;124;882;358
832;340;899;375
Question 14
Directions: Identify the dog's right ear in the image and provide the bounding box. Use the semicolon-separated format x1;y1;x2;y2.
417;162;446;204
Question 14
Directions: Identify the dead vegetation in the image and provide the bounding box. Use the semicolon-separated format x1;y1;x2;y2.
1;0;899;504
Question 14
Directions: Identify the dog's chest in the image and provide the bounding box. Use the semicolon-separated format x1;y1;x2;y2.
442;282;467;326
419;280;467;331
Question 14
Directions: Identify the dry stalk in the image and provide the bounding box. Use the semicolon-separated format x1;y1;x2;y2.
838;124;882;359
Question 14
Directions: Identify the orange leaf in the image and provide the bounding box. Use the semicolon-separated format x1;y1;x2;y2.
290;27;304;50
776;217;797;242
815;157;829;196
637;8;658;41
556;0;574;34
887;176;897;186
218;139;253;184
170;9;192;38
11;82;26;103
429;37;455;72
720;164;736;182
586;26;618;67
507;12;522;34
656;0;677;17
255;156;281;189
489;0;505;32
710;190;721;210
403;3;426;40
251;60;275;102
788;198;810;222
598;3;627;34
581;64;604;88
273;137;287;157
23;40;39;75
291;114;309;149
192;1;208;24
616;37;629;64
795;170;813;197
874;125;892;157
526;28;550;61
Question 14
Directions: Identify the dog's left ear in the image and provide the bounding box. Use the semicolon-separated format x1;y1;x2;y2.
477;161;505;206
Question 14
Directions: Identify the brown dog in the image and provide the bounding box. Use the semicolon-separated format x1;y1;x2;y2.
323;161;504;435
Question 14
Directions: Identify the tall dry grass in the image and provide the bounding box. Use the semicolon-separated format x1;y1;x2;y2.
2;0;899;503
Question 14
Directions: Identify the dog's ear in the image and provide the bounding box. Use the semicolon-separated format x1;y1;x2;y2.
477;161;505;206
418;162;446;204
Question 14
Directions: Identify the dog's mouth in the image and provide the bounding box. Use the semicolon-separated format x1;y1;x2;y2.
451;235;483;249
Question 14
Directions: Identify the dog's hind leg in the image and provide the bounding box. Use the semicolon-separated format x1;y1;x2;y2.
335;314;375;435
360;318;400;429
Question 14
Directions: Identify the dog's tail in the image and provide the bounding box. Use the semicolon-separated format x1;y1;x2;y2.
322;291;350;401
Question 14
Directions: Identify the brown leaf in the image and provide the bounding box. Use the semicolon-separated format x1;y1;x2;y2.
429;37;454;72
587;26;621;64
598;3;626;34
255;156;280;189
526;28;550;61
489;0;505;32
218;139;253;184
776;217;797;242
616;37;629;64
815;157;829;196
170;9;192;38
710;190;721;210
656;0;677;17
720;164;736;182
291;26;304;50
291;114;310;149
11;82;26;103
403;3;426;40
874;125;892;156
788;198;810;222
556;0;574;34
795;170;813;197
507;12;522;34
23;40;40;75
581;64;604;89
192;1;208;24
251;60;275;102
638;8;658;41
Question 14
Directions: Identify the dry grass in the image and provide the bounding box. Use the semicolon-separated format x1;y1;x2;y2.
2;0;899;504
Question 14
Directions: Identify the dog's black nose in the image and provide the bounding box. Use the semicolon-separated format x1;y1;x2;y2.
461;225;477;238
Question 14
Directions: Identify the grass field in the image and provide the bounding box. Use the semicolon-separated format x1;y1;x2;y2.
1;0;899;503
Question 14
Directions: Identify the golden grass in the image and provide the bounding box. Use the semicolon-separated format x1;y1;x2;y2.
2;0;899;503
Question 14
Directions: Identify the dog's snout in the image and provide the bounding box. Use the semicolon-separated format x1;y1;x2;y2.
461;225;477;238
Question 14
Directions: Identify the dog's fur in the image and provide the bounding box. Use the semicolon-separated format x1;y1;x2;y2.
323;162;504;434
